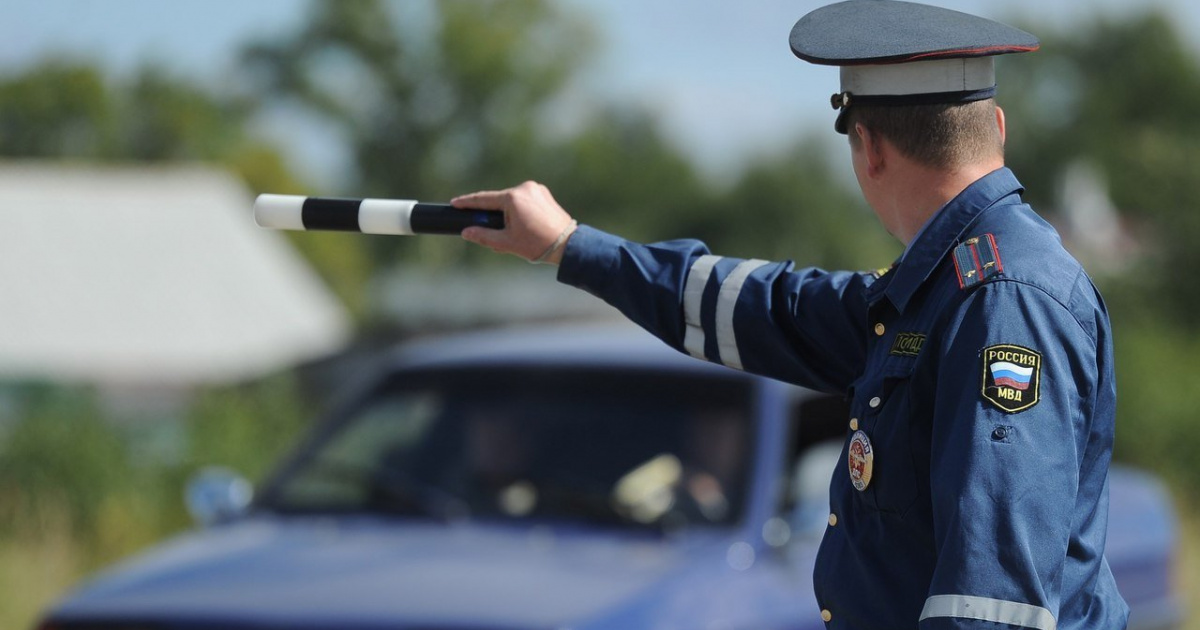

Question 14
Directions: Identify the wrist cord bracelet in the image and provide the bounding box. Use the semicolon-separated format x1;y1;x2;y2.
531;220;578;265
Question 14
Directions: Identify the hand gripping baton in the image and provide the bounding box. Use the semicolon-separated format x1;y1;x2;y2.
253;194;505;235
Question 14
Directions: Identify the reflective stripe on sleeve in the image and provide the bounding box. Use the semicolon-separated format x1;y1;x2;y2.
683;255;722;360
715;259;769;370
920;595;1056;630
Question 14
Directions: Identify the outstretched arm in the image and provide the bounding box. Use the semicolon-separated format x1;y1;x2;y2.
454;181;873;393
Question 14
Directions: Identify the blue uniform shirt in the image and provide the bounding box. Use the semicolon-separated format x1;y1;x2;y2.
557;167;1128;629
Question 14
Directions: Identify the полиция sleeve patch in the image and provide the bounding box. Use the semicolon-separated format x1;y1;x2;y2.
981;344;1041;413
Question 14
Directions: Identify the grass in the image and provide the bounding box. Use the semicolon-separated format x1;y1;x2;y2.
0;378;308;630
0;500;82;630
1178;499;1199;630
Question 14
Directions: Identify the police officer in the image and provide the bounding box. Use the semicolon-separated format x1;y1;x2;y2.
453;1;1127;628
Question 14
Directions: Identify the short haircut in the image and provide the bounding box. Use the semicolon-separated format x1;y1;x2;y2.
846;98;1003;169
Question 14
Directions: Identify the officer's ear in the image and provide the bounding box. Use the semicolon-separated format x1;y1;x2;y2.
995;105;1007;146
854;122;887;178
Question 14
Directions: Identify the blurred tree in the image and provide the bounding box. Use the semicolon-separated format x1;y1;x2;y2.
243;0;593;194
0;61;274;173
0;63;114;159
535;107;714;245
1002;11;1200;322
0;387;129;543
534;112;893;271
121;68;248;162
242;0;887;278
999;11;1200;495
0;1;905;318
242;0;596;271
711;141;897;268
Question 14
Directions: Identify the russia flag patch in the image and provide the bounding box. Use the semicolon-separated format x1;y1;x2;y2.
982;344;1042;413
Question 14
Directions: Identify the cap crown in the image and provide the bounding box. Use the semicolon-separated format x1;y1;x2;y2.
791;0;1039;66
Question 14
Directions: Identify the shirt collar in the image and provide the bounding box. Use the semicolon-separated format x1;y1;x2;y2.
865;167;1025;313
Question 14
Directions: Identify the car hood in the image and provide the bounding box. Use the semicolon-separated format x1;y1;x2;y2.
50;515;725;628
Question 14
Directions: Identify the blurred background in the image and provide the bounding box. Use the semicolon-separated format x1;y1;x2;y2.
2;0;1199;627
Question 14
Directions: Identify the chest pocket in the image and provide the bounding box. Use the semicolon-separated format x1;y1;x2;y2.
861;362;920;517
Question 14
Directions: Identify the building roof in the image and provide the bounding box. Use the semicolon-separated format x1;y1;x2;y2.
0;162;351;385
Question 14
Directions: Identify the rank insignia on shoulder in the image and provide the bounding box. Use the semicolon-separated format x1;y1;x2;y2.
953;234;1003;289
981;344;1041;413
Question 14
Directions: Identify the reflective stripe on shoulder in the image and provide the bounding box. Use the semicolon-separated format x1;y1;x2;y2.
683;255;722;360
920;595;1056;630
715;259;769;370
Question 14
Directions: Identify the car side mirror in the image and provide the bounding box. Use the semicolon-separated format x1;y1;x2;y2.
185;467;253;527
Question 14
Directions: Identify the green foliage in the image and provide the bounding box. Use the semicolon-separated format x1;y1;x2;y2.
120;68;248;161
1113;325;1200;502
0;376;309;543
0;62;114;158
0;377;313;629
232;0;892;293
0;60;244;163
713;142;897;267
537;108;714;244
184;376;311;483
1003;11;1200;323
243;0;596;269
0;388;135;544
237;0;891;275
995;11;1200;511
0;58;304;196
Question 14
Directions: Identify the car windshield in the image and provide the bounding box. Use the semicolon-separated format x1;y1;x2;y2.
262;367;754;530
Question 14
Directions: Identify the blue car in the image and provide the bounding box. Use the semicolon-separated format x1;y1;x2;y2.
39;325;1180;630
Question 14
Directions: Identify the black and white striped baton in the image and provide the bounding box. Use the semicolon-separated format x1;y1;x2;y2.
253;194;505;235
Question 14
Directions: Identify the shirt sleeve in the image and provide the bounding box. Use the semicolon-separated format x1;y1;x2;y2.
920;278;1097;630
557;224;874;394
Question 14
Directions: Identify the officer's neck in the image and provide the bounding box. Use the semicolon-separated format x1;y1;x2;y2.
883;157;1005;246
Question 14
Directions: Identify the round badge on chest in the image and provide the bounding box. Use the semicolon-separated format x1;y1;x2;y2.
848;430;874;491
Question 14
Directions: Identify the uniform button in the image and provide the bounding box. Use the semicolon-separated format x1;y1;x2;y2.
821;609;833;622
828;513;838;527
849;417;859;431
874;322;886;336
869;396;881;408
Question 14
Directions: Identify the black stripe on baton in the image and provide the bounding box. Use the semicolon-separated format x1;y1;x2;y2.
411;203;505;234
302;198;362;232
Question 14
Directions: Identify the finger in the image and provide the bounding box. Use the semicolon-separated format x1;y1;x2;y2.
452;190;509;210
462;226;507;251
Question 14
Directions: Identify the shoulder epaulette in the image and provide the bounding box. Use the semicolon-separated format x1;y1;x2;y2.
953;234;1004;289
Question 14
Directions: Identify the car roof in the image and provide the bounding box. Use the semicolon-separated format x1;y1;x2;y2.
385;322;754;380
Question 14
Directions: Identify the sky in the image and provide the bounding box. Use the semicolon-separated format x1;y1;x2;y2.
4;0;1199;183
